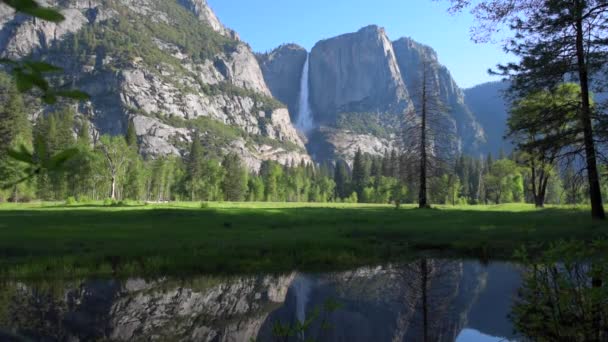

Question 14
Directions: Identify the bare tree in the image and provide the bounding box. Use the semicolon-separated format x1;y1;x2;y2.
400;60;454;208
98;135;129;200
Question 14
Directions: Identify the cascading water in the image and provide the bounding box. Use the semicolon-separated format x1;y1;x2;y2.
296;54;314;133
292;275;312;340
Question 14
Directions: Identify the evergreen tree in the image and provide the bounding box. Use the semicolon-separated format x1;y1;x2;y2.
186;131;204;201
221;153;248;201
334;160;350;200
351;148;369;200
126;119;138;148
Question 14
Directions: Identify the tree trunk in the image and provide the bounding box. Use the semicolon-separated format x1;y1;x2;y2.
575;7;605;219
110;174;116;200
419;67;429;209
421;259;429;342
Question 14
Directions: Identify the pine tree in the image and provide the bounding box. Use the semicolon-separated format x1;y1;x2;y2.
126;119;138;148
334;160;349;200
186;131;204;201
351;148;368;200
221;153;248;201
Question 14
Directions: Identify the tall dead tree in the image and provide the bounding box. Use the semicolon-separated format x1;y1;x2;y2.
400;60;453;208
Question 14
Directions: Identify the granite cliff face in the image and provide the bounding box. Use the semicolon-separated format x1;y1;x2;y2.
0;0;311;170
392;37;486;153
260;26;487;162
308;25;412;124
464;81;512;154
257;43;308;121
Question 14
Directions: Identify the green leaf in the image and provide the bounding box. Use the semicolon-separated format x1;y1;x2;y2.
55;89;90;101
48;148;79;169
3;1;65;22
22;7;64;22
25;61;62;73
14;70;34;92
7;145;34;164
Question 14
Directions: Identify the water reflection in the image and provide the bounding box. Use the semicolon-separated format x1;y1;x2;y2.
0;257;603;341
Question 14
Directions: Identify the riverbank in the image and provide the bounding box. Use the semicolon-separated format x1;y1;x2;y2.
0;202;605;278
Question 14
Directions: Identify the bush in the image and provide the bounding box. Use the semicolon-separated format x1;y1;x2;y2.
103;198;114;206
200;202;210;209
65;196;78;206
344;192;358;204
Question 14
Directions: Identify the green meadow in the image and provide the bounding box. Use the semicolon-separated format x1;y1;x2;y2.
0;202;605;279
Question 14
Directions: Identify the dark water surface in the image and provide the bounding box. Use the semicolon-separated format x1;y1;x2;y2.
0;259;602;341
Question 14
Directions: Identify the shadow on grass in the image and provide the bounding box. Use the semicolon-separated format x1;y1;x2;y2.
0;206;605;279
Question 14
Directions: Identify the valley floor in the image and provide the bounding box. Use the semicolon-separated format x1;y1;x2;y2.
0;202;605;279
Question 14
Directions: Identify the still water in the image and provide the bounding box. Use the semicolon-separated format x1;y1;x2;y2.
0;259;602;341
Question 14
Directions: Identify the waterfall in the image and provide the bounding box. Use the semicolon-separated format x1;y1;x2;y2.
296;54;314;133
292;275;312;339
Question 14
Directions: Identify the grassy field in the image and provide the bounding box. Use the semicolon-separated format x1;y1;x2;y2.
0;202;606;279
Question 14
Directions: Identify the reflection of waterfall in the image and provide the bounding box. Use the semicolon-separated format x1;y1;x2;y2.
296;54;314;133
292;275;312;339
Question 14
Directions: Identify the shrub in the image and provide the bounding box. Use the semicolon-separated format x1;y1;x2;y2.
65;196;78;206
200;202;210;209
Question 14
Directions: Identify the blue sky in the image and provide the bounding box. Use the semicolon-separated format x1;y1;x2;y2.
207;0;515;88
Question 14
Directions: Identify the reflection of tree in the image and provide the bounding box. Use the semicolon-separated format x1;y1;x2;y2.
0;281;68;340
392;259;462;342
512;242;608;341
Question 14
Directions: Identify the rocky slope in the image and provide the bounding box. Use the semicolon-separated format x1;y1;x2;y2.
0;0;311;170
260;26;487;162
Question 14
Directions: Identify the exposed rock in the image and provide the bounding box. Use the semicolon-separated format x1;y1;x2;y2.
464;81;512;154
0;0;311;169
132;115;188;156
309;25;411;124
308;127;395;164
221;43;272;96
257;44;308;119
0;7;88;59
178;0;240;40
392;37;486;154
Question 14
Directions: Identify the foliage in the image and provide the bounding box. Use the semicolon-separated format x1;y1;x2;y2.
336;112;397;139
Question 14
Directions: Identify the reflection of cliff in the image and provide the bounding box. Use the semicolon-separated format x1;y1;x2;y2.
259;261;488;342
0;274;295;341
0;262;522;341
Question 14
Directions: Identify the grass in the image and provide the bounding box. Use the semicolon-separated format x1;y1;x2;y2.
0;202;606;279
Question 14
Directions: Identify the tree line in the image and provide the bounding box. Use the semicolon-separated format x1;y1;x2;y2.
0;74;595;206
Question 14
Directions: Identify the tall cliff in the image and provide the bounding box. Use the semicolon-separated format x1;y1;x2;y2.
464;81;512;155
260;26;487;162
256;43;308;122
392;37;486;153
0;0;311;170
308;25;412;124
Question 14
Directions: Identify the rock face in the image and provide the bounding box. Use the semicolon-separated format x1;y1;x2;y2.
257;44;308;120
464;81;512;154
0;0;311;169
258;26;487;162
309;25;411;124
392;37;486;153
177;0;240;40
